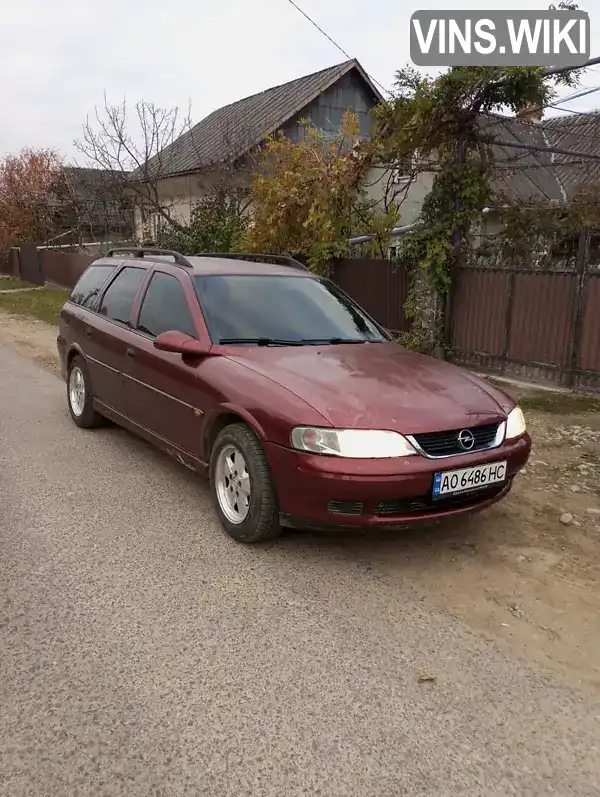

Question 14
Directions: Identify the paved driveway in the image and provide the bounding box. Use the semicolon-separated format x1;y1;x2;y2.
1;343;599;796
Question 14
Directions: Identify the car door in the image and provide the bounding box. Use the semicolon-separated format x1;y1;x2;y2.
122;268;213;459
85;265;149;413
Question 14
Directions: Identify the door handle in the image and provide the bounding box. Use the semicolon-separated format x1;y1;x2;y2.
84;328;92;338
125;347;136;358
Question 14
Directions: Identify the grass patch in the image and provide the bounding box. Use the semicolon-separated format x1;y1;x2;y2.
519;392;600;415
0;277;38;290
0;287;69;325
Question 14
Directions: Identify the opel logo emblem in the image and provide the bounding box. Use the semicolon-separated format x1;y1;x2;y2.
458;429;475;450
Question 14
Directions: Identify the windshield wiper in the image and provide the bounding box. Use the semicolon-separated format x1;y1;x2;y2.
219;336;370;346
219;337;306;346
301;337;367;345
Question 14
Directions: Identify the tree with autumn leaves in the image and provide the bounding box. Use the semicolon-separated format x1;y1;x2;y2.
0;149;69;255
243;111;398;273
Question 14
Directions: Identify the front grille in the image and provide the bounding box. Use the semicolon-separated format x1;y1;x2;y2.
374;481;509;518
412;423;500;458
327;500;364;516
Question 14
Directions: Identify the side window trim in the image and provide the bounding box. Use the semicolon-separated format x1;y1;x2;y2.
96;264;149;329
131;267;159;336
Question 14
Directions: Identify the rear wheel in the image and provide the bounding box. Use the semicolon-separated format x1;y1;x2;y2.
210;423;281;543
67;355;104;429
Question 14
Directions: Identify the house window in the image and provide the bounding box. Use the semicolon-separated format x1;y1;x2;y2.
391;155;414;184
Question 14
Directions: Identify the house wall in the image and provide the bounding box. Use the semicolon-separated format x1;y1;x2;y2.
363;167;435;225
132;169;251;239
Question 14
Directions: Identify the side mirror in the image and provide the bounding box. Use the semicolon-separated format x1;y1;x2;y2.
153;330;213;356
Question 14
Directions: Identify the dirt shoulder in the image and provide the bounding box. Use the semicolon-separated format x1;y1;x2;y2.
0;312;61;377
1;309;599;695
304;385;600;695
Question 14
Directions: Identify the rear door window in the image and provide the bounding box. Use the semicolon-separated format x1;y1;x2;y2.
137;272;197;338
70;265;116;309
98;266;147;327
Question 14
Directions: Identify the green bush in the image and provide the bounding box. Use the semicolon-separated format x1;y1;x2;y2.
157;192;248;255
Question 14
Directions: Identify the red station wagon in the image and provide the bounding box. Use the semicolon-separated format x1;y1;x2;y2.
57;248;532;543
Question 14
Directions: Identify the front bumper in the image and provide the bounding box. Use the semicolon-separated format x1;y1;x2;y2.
264;434;531;529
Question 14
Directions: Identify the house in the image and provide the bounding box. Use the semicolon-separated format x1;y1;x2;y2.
388;107;600;256
54;167;134;247
131;56;600;251
130;59;395;239
482;109;600;225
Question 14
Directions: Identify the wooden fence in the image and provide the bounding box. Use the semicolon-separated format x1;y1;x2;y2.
331;258;410;335
331;249;600;393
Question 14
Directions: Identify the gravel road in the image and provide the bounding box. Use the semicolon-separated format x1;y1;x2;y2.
1;343;599;796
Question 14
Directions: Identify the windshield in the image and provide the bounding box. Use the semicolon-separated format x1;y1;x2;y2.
193;274;387;345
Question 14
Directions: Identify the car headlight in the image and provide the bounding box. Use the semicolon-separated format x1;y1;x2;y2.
290;427;417;458
505;406;526;439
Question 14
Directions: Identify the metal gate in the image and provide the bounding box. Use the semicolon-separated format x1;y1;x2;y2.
18;243;44;285
449;230;600;393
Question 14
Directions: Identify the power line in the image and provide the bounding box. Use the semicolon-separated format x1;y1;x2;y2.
477;82;600;138
475;136;600;161
548;83;600;109
285;0;352;60
495;157;599;171
283;0;391;96
480;116;600;156
551;105;600;115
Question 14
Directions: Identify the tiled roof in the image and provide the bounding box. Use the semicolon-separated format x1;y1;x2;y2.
133;59;382;181
61;167;133;228
479;112;600;204
63;167;130;197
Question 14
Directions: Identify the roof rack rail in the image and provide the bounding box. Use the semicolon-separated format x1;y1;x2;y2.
104;247;194;268
194;252;308;271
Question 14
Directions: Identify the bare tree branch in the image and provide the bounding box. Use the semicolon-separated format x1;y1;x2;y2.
74;96;196;237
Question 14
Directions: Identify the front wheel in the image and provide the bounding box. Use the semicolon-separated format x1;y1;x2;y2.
67;355;104;429
209;423;281;543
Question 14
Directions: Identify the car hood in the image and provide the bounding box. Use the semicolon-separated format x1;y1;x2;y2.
225;342;514;434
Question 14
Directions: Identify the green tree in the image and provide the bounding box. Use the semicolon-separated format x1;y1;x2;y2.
370;63;580;351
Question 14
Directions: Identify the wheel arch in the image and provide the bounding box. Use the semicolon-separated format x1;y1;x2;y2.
203;404;266;460
66;343;85;369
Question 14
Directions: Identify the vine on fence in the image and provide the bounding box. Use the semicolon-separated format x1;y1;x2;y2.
371;63;579;352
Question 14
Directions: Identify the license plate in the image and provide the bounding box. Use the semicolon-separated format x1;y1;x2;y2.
433;460;507;498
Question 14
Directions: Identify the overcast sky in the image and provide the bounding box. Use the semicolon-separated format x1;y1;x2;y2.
1;0;599;160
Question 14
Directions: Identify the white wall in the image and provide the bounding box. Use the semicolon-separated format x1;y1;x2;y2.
362;166;435;226
131;169;251;240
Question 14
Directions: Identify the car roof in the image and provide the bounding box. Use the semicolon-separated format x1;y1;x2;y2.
187;256;314;278
90;253;316;279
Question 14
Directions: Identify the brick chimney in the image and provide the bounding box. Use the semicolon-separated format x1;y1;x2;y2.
516;104;543;124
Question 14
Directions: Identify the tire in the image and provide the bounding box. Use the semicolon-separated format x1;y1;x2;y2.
209;423;281;543
67;355;104;429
